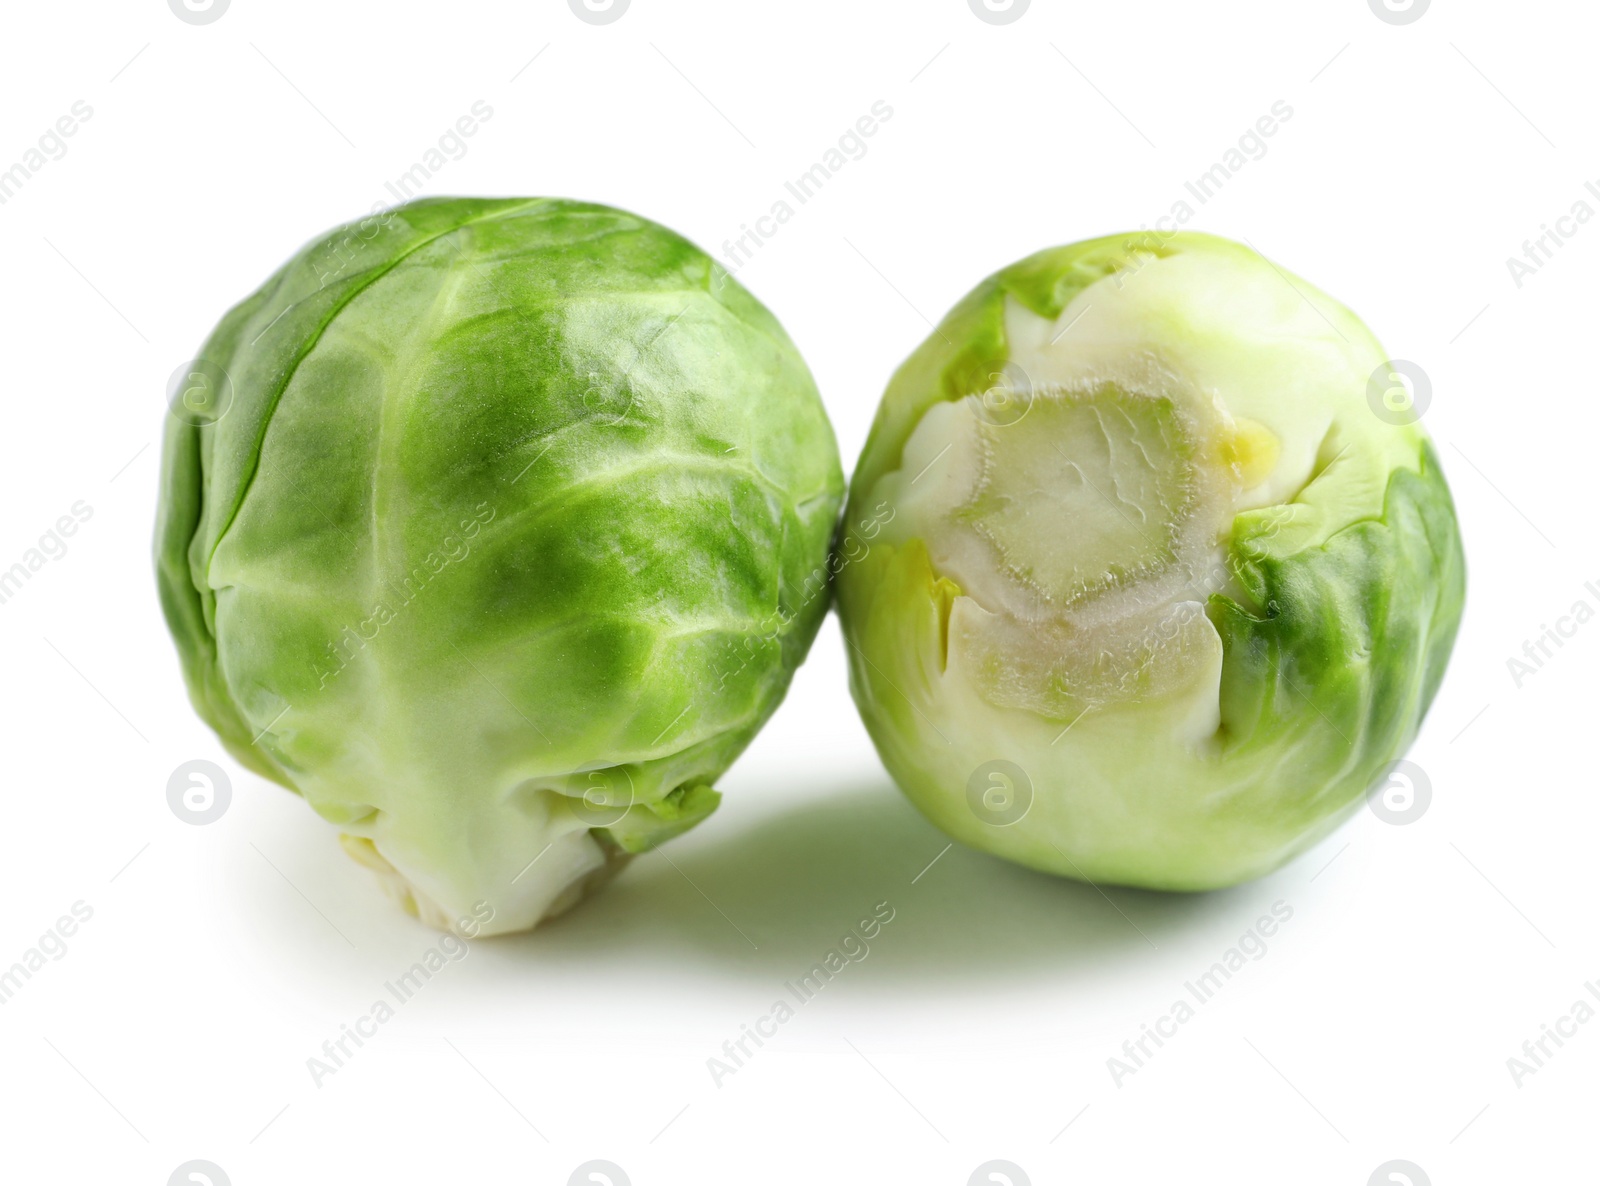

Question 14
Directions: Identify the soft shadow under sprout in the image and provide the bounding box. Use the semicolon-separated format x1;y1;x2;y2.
513;777;1246;989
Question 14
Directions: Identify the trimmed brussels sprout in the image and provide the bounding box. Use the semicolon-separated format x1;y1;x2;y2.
157;197;843;934
837;232;1464;890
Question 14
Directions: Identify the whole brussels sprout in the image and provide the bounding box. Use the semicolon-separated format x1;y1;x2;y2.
837;231;1464;890
157;197;843;934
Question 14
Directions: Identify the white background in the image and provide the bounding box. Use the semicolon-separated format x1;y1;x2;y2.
0;1;1593;1183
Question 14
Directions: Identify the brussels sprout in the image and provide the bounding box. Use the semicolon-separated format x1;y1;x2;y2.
157;197;843;934
837;232;1464;890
